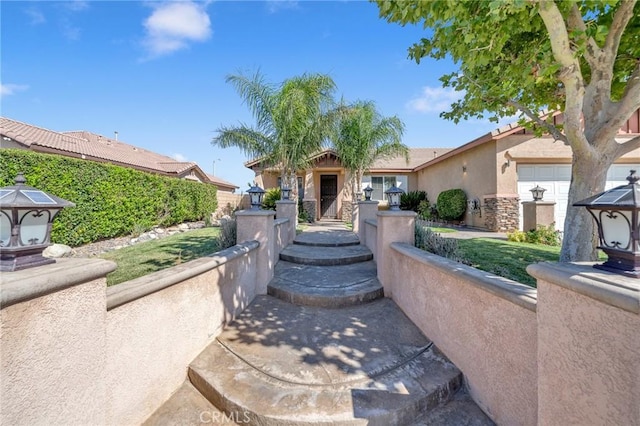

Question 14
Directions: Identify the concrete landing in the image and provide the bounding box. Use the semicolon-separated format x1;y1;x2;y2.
268;260;383;308
280;244;373;266
294;228;360;247
189;296;464;425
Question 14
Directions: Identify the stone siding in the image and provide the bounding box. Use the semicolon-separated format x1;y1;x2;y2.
484;196;519;232
341;199;353;223
302;199;316;223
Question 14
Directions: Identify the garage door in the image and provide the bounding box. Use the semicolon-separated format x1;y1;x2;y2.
517;164;640;231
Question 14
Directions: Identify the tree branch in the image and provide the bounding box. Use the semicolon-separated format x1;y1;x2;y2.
596;63;640;140
567;3;599;68
506;100;568;144
603;0;637;65
614;134;640;158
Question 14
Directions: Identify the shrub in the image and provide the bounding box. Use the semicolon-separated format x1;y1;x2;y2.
400;190;428;212
261;187;281;210
417;200;432;220
0;149;218;246
218;217;237;249
436;189;467;221
415;219;465;262
508;223;561;246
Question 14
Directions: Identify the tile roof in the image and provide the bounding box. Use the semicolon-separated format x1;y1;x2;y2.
0;117;238;189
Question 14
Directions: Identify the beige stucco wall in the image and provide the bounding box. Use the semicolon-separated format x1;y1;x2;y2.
417;142;498;228
389;244;538;426
364;219;377;259
534;269;639;426
1;275;108;426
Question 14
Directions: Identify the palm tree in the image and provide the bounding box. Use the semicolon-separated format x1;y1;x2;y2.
213;71;337;195
332;100;408;197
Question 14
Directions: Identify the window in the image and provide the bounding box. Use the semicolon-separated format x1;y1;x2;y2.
276;176;305;199
369;176;399;201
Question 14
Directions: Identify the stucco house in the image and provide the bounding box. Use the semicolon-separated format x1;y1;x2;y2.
248;111;639;231
0;117;239;193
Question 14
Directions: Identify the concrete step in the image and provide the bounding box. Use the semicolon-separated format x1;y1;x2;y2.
411;388;495;425
188;296;464;425
142;380;239;426
293;228;360;247
280;244;373;266
268;260;383;308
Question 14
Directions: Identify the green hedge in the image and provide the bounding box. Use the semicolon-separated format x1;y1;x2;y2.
436;188;467;221
0;149;217;247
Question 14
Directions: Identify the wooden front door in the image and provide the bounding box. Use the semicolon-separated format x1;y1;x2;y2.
320;175;338;219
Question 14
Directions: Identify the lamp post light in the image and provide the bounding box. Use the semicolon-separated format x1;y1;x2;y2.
363;186;374;201
530;185;546;201
0;173;75;272
573;170;640;278
280;186;292;201
385;184;404;211
247;184;265;210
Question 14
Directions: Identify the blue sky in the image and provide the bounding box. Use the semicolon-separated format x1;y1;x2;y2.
1;0;509;189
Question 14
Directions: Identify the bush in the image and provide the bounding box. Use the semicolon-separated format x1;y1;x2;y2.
0;149;218;247
508;224;561;246
218;217;237;249
436;189;467;221
415;219;465;262
417;200;433;220
400;190;428;212
261;187;281;210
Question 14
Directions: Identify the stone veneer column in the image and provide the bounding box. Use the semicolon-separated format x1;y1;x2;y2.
353;200;379;246
276;200;297;245
483;194;519;232
527;262;640;426
522;201;555;231
236;209;275;295
376;210;416;298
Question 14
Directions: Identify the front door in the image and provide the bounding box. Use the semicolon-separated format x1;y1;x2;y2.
320;175;338;219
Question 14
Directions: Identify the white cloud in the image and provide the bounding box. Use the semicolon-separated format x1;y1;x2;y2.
266;0;299;14
63;1;89;12
25;7;45;25
0;84;29;98
142;2;211;58
406;86;464;114
171;153;188;162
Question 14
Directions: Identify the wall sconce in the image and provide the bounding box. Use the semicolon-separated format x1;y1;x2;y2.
574;170;639;278
247;184;265;210
363;186;374;201
385;184;404;211
504;159;511;167
0;173;75;271
462;165;467;173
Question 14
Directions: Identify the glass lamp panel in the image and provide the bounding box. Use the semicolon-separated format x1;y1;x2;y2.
18;209;51;246
0;209;12;247
598;209;632;250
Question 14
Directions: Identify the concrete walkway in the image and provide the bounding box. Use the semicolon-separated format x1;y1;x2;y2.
145;222;494;425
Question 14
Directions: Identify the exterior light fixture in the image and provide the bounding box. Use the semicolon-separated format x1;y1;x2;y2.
573;170;639;278
363;186;374;201
0;173;75;272
530;185;546;201
247;184;265;210
462;165;467;173
385;184;404;211
280;187;292;201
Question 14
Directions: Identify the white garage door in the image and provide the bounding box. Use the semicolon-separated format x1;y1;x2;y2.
517;164;639;231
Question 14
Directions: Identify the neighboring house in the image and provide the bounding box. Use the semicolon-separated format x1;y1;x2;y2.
247;111;639;230
0;117;238;193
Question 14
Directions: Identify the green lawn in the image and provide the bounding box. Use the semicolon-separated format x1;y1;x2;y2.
428;226;456;233
100;228;221;286
455;238;561;287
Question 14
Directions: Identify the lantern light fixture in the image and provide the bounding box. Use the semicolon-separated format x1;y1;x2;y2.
363;185;374;201
530;185;547;201
0;173;75;272
247;184;265;210
280;186;292;201
385;184;404;211
573;170;640;278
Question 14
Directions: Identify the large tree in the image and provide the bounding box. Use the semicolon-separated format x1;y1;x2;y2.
213;71;337;195
332;100;408;197
375;0;640;262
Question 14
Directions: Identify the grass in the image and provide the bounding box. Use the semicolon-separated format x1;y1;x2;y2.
100;228;221;286
428;226;456;233
455;238;561;287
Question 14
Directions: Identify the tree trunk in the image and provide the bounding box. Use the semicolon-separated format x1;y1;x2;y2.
560;154;611;262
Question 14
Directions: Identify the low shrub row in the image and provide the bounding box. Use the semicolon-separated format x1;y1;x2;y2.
0;149;218;247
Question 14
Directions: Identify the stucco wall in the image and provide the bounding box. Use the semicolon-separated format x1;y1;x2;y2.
417;142;497;228
364;219;377;259
389;243;538;426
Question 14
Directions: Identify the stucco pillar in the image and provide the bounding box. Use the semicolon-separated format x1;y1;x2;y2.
527;262;640;426
276;200;297;245
236;209;275;295
376;210;416;298
522;201;555;231
353;201;379;245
